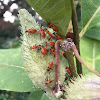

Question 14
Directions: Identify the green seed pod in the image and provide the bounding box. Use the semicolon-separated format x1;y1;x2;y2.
18;9;66;99
64;74;100;100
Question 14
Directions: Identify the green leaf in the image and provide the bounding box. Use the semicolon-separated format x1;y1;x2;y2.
79;22;100;41
29;91;50;100
80;37;100;74
84;22;100;41
81;0;100;29
25;0;71;37
0;48;33;92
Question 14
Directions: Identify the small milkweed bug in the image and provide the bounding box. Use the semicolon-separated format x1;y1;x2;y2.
45;42;48;47
48;37;53;41
51;47;56;57
45;77;53;85
30;45;38;49
39;45;47;55
40;28;46;37
25;29;37;33
47;62;53;71
53;33;63;39
49;42;55;47
66;67;71;75
65;77;68;81
46;29;53;37
48;23;58;32
61;51;66;58
66;32;74;39
45;80;52;85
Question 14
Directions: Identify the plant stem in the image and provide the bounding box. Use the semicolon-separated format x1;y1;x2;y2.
71;44;100;77
65;51;77;77
54;40;63;93
70;0;82;75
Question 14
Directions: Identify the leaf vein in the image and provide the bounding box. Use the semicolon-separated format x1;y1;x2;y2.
42;0;62;14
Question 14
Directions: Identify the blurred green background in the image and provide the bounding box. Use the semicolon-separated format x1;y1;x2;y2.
0;0;38;99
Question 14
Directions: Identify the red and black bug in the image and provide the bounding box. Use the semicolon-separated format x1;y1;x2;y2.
25;29;37;33
51;47;56;57
61;51;67;58
45;80;52;85
48;23;58;32
66;66;71;75
30;45;38;49
40;28;46;37
39;45;48;55
53;33;63;40
49;42;55;47
47;62;53;71
46;29;53;37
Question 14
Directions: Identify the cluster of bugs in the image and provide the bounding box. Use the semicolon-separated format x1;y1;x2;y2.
26;23;72;98
65;66;72;83
26;23;63;84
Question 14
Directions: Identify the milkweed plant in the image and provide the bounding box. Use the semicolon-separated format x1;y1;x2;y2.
18;8;100;100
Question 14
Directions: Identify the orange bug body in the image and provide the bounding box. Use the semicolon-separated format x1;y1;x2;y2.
25;29;37;33
30;45;38;49
46;29;53;37
39;45;47;55
53;33;63;39
61;51;66;58
47;62;53;71
66;67;71;75
51;48;56;57
45;80;52;85
40;28;46;37
49;42;55;47
66;32;74;39
48;23;58;32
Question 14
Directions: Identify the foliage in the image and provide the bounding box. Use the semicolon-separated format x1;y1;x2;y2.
81;0;100;29
0;0;100;100
26;0;71;37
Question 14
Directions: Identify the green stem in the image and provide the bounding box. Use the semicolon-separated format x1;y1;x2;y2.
70;0;82;75
71;45;100;77
65;51;77;77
